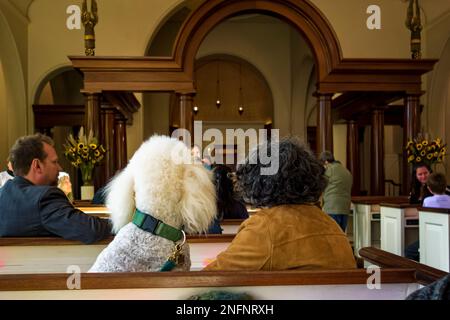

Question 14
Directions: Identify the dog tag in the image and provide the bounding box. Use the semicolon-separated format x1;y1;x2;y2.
160;243;183;272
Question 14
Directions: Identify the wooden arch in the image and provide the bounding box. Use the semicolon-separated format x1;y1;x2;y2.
70;0;438;196
173;0;342;81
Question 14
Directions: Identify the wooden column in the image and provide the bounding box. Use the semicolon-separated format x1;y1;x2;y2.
83;92;101;140
402;94;421;195
316;94;333;155
114;117;127;171
178;93;194;145
102;108;116;181
371;109;385;195
347;120;360;196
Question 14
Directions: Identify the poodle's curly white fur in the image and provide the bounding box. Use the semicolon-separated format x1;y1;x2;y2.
89;135;217;272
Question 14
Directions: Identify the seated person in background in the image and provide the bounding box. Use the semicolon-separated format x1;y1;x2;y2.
406;170;450;261
203;137;356;271
0;158;14;188
191;144;213;170
214;165;249;220
57;172;73;202
409;163;433;205
423;173;450;209
0;133;111;244
207;165;249;234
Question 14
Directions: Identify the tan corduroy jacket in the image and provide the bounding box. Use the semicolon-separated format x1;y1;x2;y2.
203;204;356;271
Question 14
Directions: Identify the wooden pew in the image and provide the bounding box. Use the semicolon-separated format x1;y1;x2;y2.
351;196;409;256
76;206;245;235
380;203;419;256
220;219;245;234
359;246;448;285
0;269;420;300
418;207;450;272
0;234;234;274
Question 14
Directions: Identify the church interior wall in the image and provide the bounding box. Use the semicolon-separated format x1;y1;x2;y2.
424;12;450;177
0;0;449;184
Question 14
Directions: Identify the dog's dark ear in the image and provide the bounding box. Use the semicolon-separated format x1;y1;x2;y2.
106;166;135;233
180;164;217;234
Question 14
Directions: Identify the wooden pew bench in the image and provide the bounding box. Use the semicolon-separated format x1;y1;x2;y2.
0;235;234;274
0;269;420;300
380;203;419;256
418;207;450;272
76;206;245;235
351;196;409;257
359;246;448;285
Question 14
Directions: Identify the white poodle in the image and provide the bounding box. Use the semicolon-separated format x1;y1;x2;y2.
89;135;217;272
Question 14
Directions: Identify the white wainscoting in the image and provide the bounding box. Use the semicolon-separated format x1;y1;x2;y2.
419;210;450;272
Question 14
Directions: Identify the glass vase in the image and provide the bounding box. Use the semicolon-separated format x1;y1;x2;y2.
80;163;94;186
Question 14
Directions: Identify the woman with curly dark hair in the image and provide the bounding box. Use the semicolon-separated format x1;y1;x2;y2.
203;137;356;271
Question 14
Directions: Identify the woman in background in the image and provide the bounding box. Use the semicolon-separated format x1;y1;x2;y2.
207;165;249;234
409;163;432;205
214;165;249;220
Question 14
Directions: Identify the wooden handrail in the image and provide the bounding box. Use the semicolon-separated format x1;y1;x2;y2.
419;207;450;215
0;234;235;246
220;219;245;225
351;196;409;204
0;269;416;291
359;247;448;285
379;203;419;209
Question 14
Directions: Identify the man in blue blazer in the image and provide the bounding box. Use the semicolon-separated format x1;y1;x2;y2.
0;133;111;244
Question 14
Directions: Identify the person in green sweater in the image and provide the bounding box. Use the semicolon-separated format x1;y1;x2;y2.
319;151;353;232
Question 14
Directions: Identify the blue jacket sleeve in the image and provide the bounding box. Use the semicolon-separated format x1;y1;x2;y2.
39;187;112;244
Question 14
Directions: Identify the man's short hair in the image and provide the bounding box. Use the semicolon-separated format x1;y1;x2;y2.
9;133;54;176
427;173;448;195
319;151;335;163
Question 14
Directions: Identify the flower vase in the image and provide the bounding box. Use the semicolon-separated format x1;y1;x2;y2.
80;164;94;200
81;185;95;200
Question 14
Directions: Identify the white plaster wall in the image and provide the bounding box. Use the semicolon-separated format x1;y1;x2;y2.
311;0;411;58
1;0;447;161
0;5;27;163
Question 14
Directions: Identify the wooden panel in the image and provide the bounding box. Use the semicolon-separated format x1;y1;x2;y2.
0;235;234;274
351;196;409;204
353;203;372;257
0;234;235;247
381;207;405;256
419;210;450;272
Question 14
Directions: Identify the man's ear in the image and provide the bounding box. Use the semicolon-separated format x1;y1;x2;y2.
31;158;42;173
427;186;433;194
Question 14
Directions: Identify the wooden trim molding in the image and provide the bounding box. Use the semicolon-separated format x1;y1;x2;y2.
0;269;416;291
359;247;448;285
379;203;420;209
351;196;409;204
418;207;450;215
173;0;342;80
0;234;235;246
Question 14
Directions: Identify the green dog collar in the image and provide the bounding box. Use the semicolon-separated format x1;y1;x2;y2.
132;209;183;242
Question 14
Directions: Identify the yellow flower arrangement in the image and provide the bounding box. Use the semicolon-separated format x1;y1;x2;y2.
63;127;106;186
405;137;446;167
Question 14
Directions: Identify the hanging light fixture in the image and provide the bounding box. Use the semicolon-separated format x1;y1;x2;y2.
215;60;221;108
193;105;199;115
237;62;244;115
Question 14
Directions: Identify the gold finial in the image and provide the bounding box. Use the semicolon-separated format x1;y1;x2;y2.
81;0;98;56
405;0;422;59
